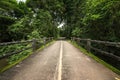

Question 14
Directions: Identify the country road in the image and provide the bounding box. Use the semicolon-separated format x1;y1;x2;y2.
0;41;119;80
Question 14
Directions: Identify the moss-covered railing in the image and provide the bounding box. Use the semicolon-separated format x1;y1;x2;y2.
0;37;53;72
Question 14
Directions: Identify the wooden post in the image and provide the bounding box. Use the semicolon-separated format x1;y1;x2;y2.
87;39;91;52
32;38;37;52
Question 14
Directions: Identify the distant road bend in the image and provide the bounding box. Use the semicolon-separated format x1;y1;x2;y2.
0;41;120;80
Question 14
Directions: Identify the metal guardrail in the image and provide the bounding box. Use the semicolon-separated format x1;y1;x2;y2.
0;37;53;60
71;37;120;61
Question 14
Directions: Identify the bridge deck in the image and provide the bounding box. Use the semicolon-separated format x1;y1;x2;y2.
0;41;119;80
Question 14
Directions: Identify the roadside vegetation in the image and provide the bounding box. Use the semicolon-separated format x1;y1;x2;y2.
0;0;120;72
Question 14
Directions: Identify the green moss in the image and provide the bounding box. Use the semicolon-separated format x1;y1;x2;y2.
69;41;120;75
0;51;32;72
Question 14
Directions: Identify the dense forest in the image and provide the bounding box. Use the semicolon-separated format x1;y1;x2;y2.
0;0;120;70
0;0;120;42
0;0;60;42
60;0;120;42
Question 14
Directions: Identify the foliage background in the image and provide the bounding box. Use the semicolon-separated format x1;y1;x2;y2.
0;0;120;70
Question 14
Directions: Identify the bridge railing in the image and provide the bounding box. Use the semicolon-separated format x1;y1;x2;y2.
0;37;53;60
71;37;120;61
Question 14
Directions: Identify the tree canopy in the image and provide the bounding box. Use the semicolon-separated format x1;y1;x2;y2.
0;0;119;42
0;0;120;71
61;0;120;42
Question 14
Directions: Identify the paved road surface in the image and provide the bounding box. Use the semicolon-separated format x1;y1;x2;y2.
0;41;119;80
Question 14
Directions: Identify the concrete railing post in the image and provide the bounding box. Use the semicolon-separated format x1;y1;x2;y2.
44;37;46;45
87;39;91;52
32;38;37;52
51;37;53;41
77;38;80;45
73;37;75;42
49;37;51;42
71;37;73;42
